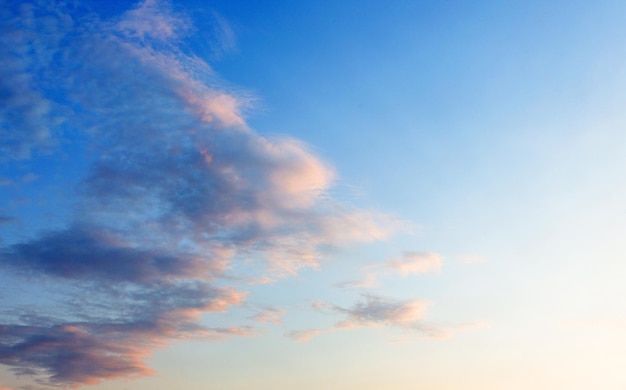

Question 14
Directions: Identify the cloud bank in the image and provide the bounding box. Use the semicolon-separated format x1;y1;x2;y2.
0;0;395;387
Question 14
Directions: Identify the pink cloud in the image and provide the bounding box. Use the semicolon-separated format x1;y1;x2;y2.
336;251;442;289
249;307;285;324
318;295;488;341
285;329;322;343
115;0;189;41
0;286;248;386
387;251;442;276
335;295;431;329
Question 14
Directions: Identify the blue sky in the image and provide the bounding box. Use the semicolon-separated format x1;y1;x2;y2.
2;0;626;389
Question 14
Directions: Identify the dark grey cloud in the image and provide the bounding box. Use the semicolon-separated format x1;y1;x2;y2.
248;305;285;324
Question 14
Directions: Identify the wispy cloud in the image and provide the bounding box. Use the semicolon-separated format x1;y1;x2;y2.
0;320;251;386
334;294;432;330
249;306;285;324
285;329;322;343
116;0;191;41
334;270;379;289
386;251;442;276
0;277;248;386
0;0;396;387
336;251;441;289
313;294;486;341
0;1;67;160
207;10;238;59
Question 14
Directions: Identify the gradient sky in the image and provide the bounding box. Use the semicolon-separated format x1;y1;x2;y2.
2;0;626;389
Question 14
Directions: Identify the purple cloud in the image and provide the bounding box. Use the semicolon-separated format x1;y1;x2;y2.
336;251;442;289
249;306;285;324
1;225;220;283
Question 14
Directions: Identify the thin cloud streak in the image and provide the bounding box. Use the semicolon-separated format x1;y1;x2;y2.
386;251;442;276
249;307;285;324
312;294;486;341
336;251;442;289
285;329;322;343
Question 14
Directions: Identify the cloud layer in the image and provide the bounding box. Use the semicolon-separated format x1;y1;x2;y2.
0;0;394;387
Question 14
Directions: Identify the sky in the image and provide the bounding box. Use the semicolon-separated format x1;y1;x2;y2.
1;0;626;389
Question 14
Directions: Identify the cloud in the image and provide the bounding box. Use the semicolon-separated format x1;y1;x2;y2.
206;10;238;59
386;251;442;276
285;329;321;343
0;318;250;386
249;306;285;324
336;251;441;289
0;1;68;160
1;225;223;283
0;280;248;386
334;263;381;289
0;0;396;387
334;294;432;330
116;0;190;41
248;276;275;285
319;294;487;340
